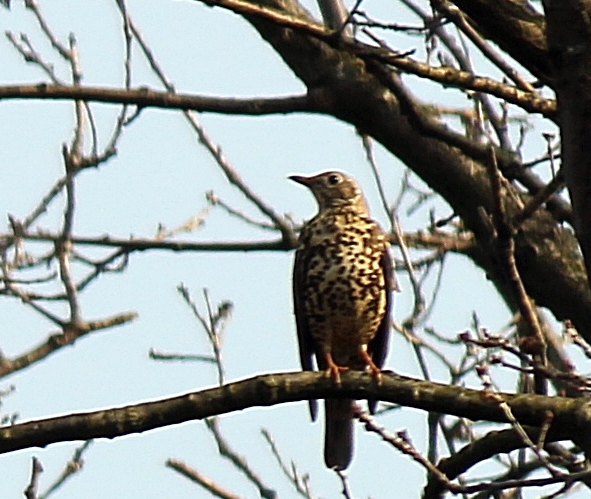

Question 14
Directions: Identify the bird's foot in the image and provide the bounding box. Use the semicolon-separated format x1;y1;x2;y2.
324;353;349;385
360;349;382;385
324;365;349;385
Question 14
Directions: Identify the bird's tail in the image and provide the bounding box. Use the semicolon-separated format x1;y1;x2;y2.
324;398;354;470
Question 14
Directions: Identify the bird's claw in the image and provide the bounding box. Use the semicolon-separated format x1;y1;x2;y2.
324;365;349;385
370;366;382;385
360;349;383;385
324;353;349;385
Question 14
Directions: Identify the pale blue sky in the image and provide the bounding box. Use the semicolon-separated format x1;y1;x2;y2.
0;1;573;498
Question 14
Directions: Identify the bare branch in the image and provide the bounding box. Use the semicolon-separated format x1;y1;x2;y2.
433;1;536;93
190;0;556;119
176;286;231;385
16;230;291;252
148;350;217;363
485;147;547;393
0;84;315;115
0;312;137;379
261;428;316;499
5;32;63;83
167;459;244;499
205;417;277;499
0;371;585;455
334;469;354;499
39;441;92;499
24;457;44;499
24;0;70;60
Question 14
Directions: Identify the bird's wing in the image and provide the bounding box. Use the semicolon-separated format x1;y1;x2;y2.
368;242;394;369
367;234;395;415
293;242;319;421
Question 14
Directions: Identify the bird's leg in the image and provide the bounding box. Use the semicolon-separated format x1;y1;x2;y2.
323;352;349;385
359;346;382;384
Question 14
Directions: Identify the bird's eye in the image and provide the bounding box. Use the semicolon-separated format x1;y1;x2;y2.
327;174;341;185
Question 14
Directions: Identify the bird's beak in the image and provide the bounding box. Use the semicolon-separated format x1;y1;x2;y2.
289;175;312;186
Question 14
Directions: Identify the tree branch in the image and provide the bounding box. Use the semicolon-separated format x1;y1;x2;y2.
0;84;315;115
439;0;551;84
0;371;587;455
544;1;591;289
0;312;137;378
16;232;292;252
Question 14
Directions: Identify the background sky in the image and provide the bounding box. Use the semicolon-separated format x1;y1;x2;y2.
0;1;579;498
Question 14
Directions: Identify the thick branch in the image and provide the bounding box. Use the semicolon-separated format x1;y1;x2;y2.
0;371;587;455
424;427;591;499
197;0;558;119
0;64;557;119
544;1;591;289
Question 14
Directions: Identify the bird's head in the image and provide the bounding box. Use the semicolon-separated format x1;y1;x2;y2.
289;171;370;215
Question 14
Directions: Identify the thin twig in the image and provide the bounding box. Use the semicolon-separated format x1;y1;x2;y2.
564;320;591;360
434;1;536;93
125;15;297;245
25;0;70;60
167;459;243;499
176;285;231;385
39;441;92;499
24;457;44;499
261;428;316;499
148;350;217;363
513;170;565;227
486;147;547;394
335;469;354;499
205;418;277;499
362;135;391;219
5;31;63;83
0;311;137;378
206;192;276;231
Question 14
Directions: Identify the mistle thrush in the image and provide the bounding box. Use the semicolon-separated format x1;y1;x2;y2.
290;171;394;470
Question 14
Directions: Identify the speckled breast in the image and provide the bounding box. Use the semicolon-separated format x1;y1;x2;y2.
299;211;388;356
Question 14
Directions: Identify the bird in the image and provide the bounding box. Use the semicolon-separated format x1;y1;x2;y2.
290;170;394;470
